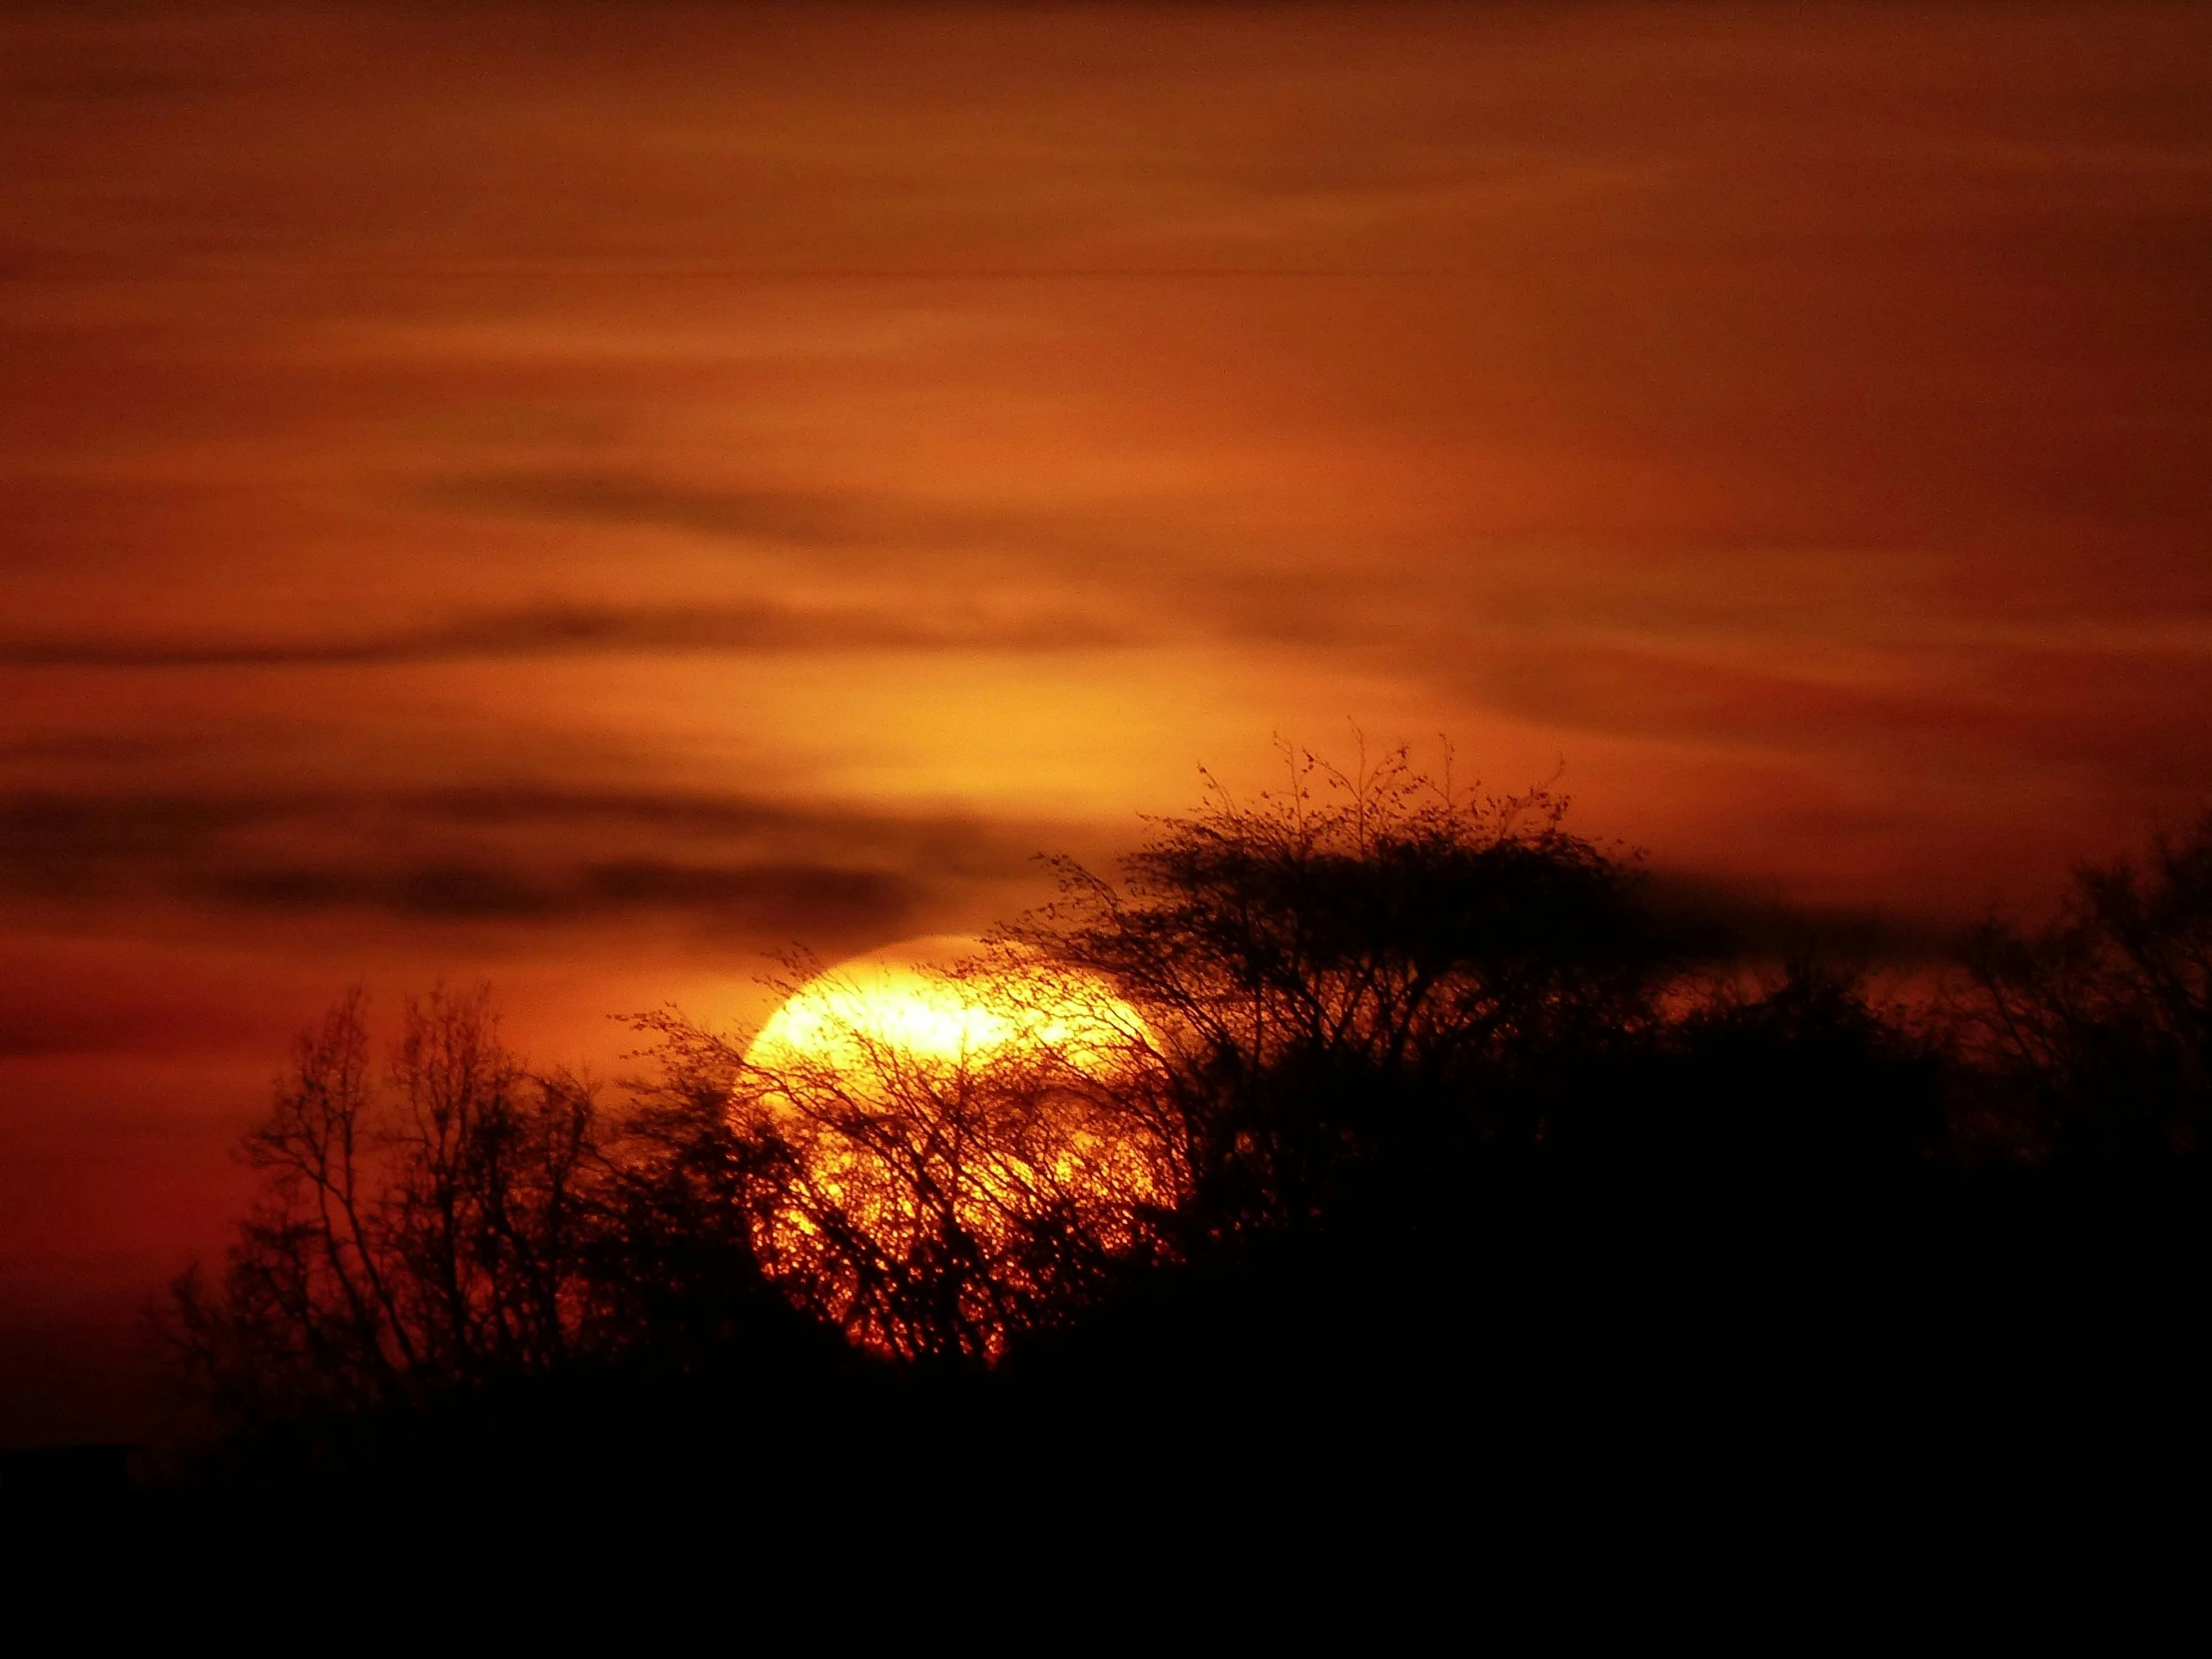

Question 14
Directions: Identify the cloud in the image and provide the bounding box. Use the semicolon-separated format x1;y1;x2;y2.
416;472;901;548
0;785;1039;932
417;468;1183;579
0;600;1136;669
197;858;914;929
410;470;1464;664
413;467;1181;578
1635;872;1956;967
1452;632;2212;788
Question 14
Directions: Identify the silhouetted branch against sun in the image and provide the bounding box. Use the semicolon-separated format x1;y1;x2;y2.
979;742;1671;1233
605;737;1639;1361
610;940;1183;1362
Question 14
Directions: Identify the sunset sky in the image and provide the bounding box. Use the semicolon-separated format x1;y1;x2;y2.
5;1;2211;1438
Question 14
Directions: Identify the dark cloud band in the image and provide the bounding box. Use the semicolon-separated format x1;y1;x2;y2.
0;601;1134;669
0;785;1035;928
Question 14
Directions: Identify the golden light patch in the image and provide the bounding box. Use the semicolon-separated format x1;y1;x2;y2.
734;941;1174;1358
744;955;1138;1079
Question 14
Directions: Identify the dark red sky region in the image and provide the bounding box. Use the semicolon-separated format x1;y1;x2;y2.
4;2;2212;1439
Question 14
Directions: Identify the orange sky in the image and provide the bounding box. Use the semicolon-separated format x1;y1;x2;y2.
5;1;2212;1438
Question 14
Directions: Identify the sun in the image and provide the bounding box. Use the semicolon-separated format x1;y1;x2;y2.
743;935;1140;1081
732;936;1173;1359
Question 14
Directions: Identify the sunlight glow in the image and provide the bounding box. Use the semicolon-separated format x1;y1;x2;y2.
734;943;1172;1359
744;955;1141;1080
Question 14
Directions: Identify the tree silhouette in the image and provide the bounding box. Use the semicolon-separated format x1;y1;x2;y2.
165;986;607;1436
156;749;2212;1495
164;983;852;1477
1962;812;2212;1164
999;745;1670;1238
631;954;1181;1365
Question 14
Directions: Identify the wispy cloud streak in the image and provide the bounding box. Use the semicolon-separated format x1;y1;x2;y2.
0;602;1137;668
0;784;1039;928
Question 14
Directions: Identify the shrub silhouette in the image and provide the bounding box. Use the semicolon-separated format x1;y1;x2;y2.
1963;813;2212;1164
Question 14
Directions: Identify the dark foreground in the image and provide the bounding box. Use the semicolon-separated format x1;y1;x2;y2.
19;768;2212;1521
18;1169;2199;1522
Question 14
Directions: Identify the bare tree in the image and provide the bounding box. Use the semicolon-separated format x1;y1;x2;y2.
165;986;606;1431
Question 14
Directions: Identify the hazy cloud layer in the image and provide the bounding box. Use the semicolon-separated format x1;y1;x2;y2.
417;471;996;554
0;600;1136;667
0;784;1039;933
4;1;2207;903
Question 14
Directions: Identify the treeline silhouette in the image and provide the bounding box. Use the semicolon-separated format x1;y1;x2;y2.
158;750;2212;1502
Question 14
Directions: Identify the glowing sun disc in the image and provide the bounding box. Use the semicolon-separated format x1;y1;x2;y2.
744;938;1143;1080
